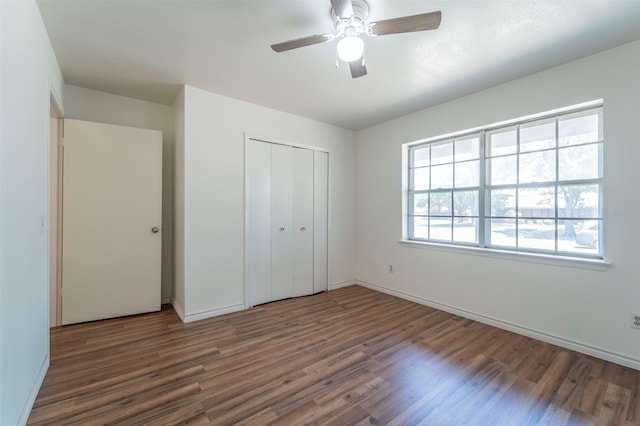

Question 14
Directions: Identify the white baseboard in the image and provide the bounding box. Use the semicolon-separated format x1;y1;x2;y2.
172;300;246;324
17;353;49;426
356;280;640;371
171;298;186;322
329;279;356;290
161;297;171;305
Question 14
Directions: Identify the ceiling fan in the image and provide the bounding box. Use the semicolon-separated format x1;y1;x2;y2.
270;0;442;78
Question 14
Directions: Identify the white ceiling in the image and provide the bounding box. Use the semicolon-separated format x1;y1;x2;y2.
37;0;640;130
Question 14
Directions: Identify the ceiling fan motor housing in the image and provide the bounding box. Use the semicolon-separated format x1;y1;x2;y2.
333;0;369;37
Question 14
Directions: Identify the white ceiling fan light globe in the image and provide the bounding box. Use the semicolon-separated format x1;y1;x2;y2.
337;36;364;62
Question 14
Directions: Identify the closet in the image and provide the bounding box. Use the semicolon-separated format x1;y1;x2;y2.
245;137;328;306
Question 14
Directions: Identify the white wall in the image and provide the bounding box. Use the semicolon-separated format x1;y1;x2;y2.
174;85;356;320
0;1;64;424
63;85;175;301
356;40;640;369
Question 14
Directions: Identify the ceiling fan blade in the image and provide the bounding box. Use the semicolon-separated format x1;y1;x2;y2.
331;0;354;19
349;57;367;78
369;11;442;36
271;34;334;52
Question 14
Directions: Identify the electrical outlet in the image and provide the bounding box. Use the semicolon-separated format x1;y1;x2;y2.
630;313;640;330
388;264;394;273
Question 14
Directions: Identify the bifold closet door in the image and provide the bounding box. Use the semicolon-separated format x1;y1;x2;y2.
271;144;294;301
270;145;315;299
246;139;272;306
313;150;329;294
292;148;314;297
246;138;326;307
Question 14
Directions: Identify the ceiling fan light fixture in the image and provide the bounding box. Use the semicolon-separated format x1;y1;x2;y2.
336;35;364;62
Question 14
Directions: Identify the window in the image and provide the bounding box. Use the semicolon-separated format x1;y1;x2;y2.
407;103;603;258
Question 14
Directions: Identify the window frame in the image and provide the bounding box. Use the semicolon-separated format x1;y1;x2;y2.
404;101;604;261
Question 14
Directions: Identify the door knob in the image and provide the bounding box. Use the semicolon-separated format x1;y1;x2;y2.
300;227;306;231
279;227;285;232
151;226;160;234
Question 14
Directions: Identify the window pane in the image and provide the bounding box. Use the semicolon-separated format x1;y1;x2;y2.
519;150;555;183
454;190;478;216
558;184;600;218
430;217;452;241
431;141;453;165
520;120;556;152
570;219;601;254
412;193;429;215
518;219;555;251
488;128;517;157
411;167;429;191
518;187;555;218
455;137;479;161
454;218;478;243
487;155;517;185
558;220;585;254
487;218;516;248
488;188;516;217
455;160;479;188
559;111;601;146
411;146;430;167
431;164;453;189
412;216;429;239
558;144;600;181
430;191;452;216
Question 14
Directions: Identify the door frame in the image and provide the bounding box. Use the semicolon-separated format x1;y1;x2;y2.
48;83;64;328
243;133;330;308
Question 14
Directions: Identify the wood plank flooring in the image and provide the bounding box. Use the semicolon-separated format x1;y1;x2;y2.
29;285;640;425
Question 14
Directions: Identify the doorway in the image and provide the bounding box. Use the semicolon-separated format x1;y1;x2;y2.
49;90;63;327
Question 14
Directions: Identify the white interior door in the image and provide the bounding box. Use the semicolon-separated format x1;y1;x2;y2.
292;147;314;297
62;119;162;325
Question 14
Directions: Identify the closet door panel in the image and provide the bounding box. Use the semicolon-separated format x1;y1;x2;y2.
313;150;329;294
271;144;293;301
246;139;272;306
292;147;314;297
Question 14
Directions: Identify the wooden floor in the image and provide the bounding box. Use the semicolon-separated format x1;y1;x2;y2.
29;286;639;426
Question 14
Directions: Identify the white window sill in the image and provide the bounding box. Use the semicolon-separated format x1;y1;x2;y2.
398;240;611;271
